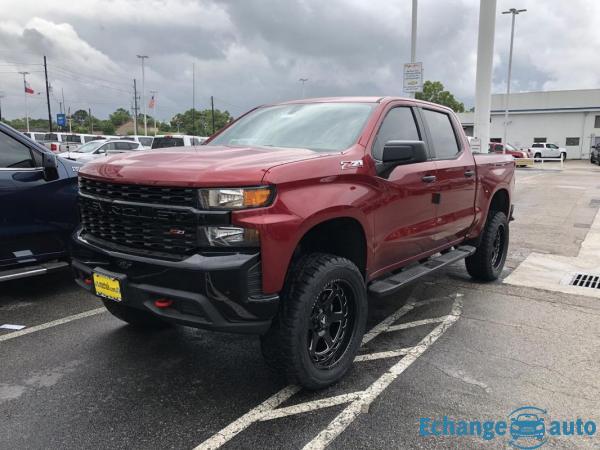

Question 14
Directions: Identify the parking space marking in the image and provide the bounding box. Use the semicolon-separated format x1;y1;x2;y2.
195;295;461;450
385;316;447;332
0;308;106;343
303;298;462;450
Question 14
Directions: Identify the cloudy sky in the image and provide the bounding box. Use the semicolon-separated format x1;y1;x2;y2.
0;0;599;122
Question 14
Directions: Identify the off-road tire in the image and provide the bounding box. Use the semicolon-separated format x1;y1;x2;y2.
264;253;367;390
465;211;509;281
102;300;172;330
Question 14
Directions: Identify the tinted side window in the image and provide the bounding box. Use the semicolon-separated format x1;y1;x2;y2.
421;109;460;159
0;131;34;168
152;137;184;149
139;137;153;147
372;107;420;160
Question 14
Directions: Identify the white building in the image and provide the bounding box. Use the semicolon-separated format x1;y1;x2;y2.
458;89;600;159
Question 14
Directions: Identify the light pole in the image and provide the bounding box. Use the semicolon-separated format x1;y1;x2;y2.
0;91;4;122
137;55;149;136
501;8;526;153
19;71;30;132
409;0;418;99
299;78;308;98
150;90;158;135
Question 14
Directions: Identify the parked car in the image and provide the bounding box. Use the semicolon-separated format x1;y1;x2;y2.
489;142;528;158
59;134;85;153
41;132;68;153
0;122;80;282
23;131;47;142
71;97;514;389
528;143;567;160
120;135;154;149
62;139;144;163
590;144;600;165
151;134;207;148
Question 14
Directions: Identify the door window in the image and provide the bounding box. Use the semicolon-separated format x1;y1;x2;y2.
421;109;460;159
372;107;420;160
0;131;34;168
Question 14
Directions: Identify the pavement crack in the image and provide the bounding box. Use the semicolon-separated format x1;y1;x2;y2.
424;360;491;394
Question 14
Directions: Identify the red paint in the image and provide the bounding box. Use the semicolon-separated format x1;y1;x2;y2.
80;97;514;295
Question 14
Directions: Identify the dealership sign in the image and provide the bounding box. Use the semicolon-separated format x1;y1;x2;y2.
403;62;423;93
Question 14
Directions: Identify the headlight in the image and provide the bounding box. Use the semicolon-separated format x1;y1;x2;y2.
198;226;260;247
198;186;274;210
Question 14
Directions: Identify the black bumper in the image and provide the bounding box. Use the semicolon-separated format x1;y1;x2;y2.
72;230;279;334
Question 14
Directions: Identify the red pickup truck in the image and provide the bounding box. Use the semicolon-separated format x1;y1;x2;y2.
72;97;514;389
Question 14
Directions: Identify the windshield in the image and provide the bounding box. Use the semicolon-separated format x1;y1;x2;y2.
74;141;104;153
208;102;376;152
505;143;518;151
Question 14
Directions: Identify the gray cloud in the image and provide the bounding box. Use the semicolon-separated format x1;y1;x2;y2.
0;0;598;123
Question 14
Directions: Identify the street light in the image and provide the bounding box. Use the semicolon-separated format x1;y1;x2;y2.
501;8;526;153
299;78;308;98
137;55;149;136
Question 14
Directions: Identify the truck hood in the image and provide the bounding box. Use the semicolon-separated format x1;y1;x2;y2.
79;145;326;187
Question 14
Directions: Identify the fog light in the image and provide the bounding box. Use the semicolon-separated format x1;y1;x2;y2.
154;299;173;308
198;226;260;247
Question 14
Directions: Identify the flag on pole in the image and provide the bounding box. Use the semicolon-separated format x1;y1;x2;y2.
148;94;155;109
24;80;34;95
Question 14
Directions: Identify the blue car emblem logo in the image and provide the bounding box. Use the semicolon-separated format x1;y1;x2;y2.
508;406;548;449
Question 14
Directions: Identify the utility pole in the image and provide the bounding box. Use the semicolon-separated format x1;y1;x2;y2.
43;56;53;133
133;78;139;135
211;96;215;134
150;90;158;135
19;71;30;132
136;55;149;136
89;107;93;133
299;78;308;98
501;8;526;153
68;106;72;133
0;92;4;122
408;0;418;99
192;62;196;135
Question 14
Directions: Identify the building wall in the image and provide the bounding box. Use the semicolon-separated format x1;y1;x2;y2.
490;111;597;159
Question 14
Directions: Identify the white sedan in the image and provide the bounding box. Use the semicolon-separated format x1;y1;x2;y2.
61;139;144;163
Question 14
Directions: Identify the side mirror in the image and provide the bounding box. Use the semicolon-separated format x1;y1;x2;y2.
376;140;428;178
42;151;59;181
381;140;428;164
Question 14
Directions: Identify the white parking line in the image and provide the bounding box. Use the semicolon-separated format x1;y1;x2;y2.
0;308;106;343
194;295;460;450
303;298;462;450
385;316;447;332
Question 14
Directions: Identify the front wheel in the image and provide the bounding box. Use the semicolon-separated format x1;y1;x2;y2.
561;152;567;161
534;152;542;161
465;211;509;281
263;253;367;390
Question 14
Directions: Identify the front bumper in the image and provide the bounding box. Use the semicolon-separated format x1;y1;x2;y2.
72;230;279;334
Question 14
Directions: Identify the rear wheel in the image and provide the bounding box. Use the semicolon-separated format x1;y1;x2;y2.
534;152;542;160
465;211;509;281
102;300;172;330
262;253;367;390
561;152;567;161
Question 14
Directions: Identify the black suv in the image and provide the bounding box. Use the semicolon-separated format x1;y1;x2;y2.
0;122;80;282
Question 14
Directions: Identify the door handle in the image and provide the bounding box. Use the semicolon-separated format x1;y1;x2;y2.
464;170;475;177
422;175;437;183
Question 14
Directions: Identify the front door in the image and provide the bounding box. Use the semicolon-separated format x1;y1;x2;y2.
420;107;477;244
370;105;440;275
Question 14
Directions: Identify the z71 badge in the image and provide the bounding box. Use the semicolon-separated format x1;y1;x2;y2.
340;160;363;170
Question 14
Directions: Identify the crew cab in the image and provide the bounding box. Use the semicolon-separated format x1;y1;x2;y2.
528;142;567;160
0;122;80;282
71;97;514;389
61;139;144;163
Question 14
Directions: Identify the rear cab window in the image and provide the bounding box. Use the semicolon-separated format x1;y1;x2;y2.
152;137;184;149
421;109;461;159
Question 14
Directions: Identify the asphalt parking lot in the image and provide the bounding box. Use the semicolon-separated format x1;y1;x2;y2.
2;161;600;449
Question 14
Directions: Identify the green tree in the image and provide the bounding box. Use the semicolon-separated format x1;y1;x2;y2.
415;81;465;113
101;120;116;134
109;108;131;127
72;109;89;126
170;108;232;136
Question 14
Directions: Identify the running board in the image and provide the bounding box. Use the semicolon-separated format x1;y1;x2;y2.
0;261;70;282
368;246;476;298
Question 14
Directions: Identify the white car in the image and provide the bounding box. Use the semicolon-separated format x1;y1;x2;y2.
61;139;144;163
528;143;567;160
59;134;108;152
151;134;207;149
22;131;46;142
120;135;154;149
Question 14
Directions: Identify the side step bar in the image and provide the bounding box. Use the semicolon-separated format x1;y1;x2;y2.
368;245;476;298
0;261;70;282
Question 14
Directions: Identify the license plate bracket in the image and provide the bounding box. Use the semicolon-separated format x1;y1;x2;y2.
92;269;124;302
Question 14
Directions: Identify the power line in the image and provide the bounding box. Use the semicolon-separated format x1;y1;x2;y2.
52;65;131;88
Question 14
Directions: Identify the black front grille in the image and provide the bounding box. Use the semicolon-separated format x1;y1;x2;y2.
79;179;198;259
79;177;196;206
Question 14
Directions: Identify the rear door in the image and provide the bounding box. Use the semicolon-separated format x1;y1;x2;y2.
420;107;476;244
370;103;440;274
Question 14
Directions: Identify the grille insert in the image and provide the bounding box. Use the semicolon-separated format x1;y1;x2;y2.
569;273;600;289
79;177;195;206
